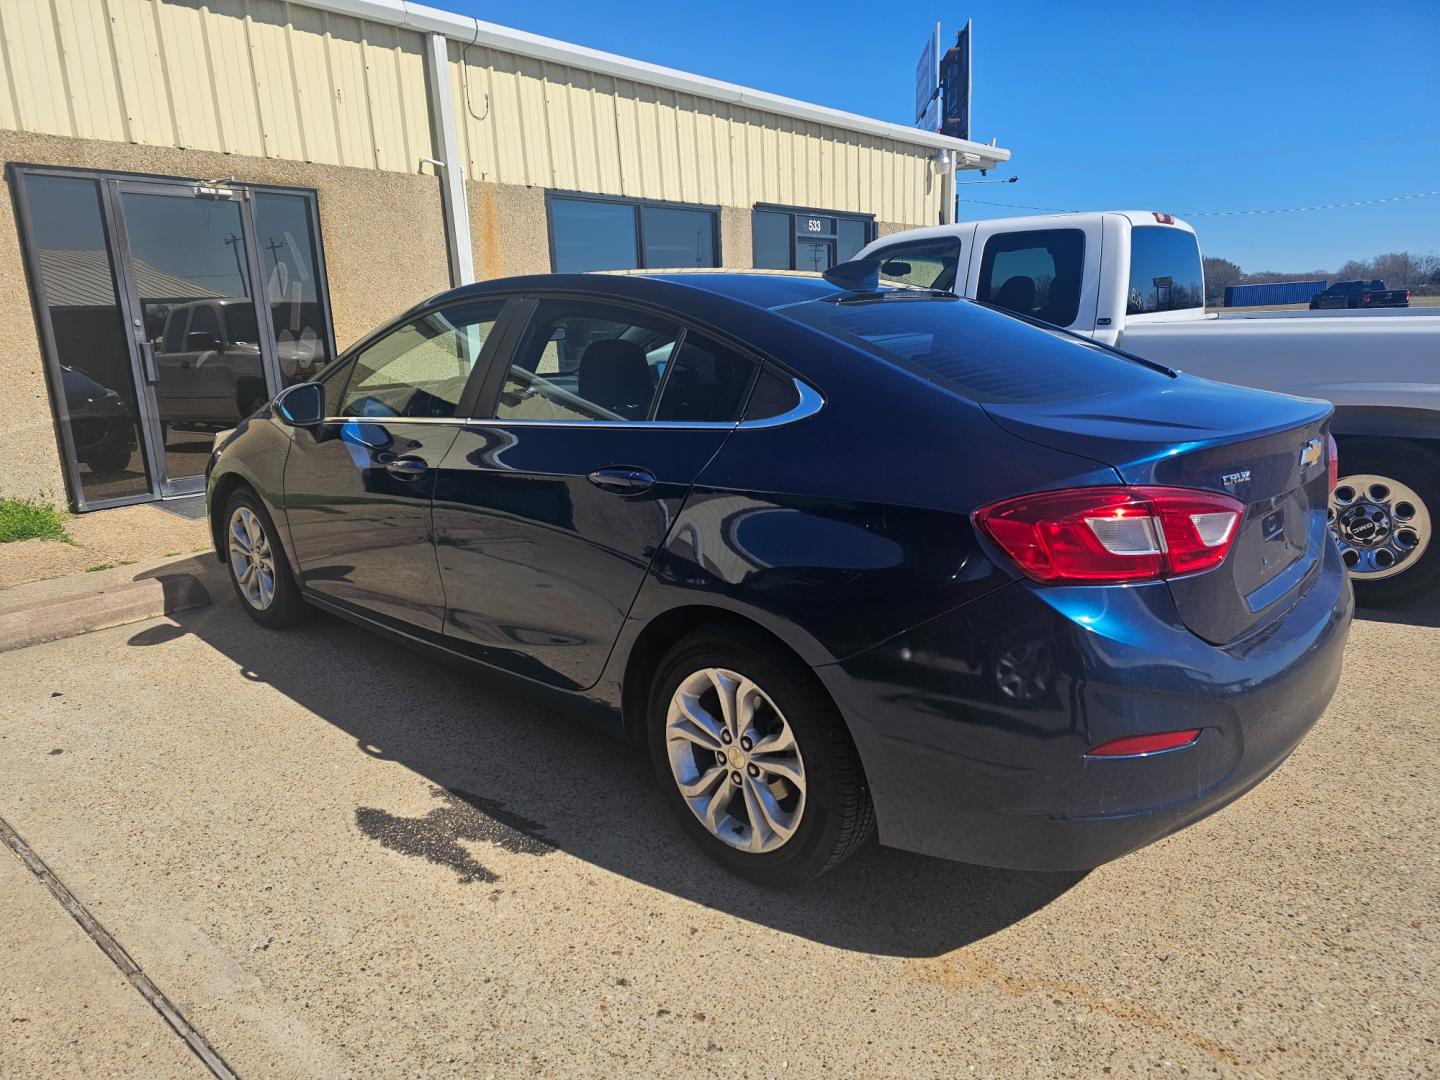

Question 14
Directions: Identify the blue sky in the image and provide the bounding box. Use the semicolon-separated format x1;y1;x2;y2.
455;0;1438;272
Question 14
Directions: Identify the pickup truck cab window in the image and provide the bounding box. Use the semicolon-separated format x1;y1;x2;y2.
1127;226;1204;314
977;228;1085;327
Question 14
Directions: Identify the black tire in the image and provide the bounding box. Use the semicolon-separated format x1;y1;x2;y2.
221;487;311;628
647;628;874;886
1333;438;1440;608
83;444;133;474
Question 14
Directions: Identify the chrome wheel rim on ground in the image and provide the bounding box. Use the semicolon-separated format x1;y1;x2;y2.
664;667;806;854
1329;473;1431;581
228;506;277;610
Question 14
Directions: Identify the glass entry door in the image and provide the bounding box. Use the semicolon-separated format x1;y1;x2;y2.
112;181;280;495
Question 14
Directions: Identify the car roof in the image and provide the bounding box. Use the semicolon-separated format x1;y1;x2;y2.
428;269;934;314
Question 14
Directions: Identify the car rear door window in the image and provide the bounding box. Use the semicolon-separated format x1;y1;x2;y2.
496;300;681;422
338;300;502;418
653;333;757;422
871;238;962;291
977;228;1085;326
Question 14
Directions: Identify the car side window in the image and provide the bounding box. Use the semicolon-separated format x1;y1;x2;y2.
872;238;962;291
495;300;681;422
653;332;757;422
977;228;1085;327
743;363;802;421
338;300;503;419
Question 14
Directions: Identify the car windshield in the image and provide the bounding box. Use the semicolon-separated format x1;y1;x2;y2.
786;295;1169;404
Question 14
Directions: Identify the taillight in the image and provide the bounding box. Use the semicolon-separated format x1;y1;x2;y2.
1363;292;1372;302
974;486;1245;584
1326;434;1339;490
1086;729;1201;757
1152;212;1175;224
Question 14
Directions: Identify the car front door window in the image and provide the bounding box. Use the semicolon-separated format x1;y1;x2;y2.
340;302;501;419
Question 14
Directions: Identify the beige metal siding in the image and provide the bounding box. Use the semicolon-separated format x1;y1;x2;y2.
449;44;939;224
0;0;433;172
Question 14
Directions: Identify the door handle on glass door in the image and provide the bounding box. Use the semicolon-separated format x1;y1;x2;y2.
586;466;656;494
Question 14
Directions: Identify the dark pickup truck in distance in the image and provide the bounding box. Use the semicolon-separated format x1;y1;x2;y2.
1310;279;1411;309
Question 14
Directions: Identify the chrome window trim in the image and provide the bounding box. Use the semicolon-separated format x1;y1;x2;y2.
315;378;822;430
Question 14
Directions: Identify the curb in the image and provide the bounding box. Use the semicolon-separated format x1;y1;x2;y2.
0;573;212;654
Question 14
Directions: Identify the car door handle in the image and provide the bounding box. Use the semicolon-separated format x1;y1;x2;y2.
385;456;429;479
587;466;655;494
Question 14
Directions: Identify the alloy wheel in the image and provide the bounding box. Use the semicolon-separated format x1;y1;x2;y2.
1329;472;1431;580
664;667;806;854
228;506;278;610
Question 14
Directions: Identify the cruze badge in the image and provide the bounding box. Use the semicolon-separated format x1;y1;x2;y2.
1299;438;1323;469
1221;470;1251;487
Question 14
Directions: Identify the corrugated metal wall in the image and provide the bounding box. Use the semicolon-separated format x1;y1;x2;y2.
0;0;434;172
447;43;937;224
0;0;938;223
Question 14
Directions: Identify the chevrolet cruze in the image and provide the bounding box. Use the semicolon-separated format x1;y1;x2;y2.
207;264;1353;885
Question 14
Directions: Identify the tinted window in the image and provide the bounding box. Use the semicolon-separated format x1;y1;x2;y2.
753;210;790;269
744;364;802;420
339;300;502;418
550;198;637;273
162;309;189;353
497;301;680;422
253;191;333;381
550;196;720;272
788;297;1163;405
654;333;756;421
642;205;715;268
1127;226;1204;314
837;219;869;262
750;207;872;271
978;228;1085;326
17;172;150;501
873;238;962;290
188;305;221;346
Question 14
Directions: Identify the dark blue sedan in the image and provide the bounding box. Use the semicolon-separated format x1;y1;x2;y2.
207;264;1353;885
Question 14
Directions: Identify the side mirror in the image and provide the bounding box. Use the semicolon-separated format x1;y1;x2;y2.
187;331;221;350
273;382;325;426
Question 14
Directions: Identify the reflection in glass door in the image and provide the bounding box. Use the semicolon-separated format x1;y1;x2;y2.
14;166;336;511
113;185;278;493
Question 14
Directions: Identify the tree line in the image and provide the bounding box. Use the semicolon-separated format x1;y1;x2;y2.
1203;252;1440;305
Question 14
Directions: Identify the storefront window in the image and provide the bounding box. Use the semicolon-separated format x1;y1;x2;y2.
18;174;150;504
548;194;718;273
751;206;874;271
254;192;336;381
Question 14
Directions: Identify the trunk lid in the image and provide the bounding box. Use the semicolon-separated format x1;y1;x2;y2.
982;374;1333;644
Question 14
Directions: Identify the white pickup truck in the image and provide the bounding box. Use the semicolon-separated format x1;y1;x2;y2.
857;212;1440;606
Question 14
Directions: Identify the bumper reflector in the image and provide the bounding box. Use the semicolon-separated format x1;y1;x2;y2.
1086;729;1201;757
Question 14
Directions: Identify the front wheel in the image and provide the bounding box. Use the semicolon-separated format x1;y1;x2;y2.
647;629;874;886
223;488;310;627
1329;439;1440;607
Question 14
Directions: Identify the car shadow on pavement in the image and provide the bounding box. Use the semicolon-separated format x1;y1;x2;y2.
1353;589;1440;629
133;558;1084;959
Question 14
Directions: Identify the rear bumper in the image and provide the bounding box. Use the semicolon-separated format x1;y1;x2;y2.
816;539;1354;871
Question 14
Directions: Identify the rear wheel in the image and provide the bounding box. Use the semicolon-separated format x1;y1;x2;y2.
223;488;310;628
1329;439;1440;607
647;629;874;886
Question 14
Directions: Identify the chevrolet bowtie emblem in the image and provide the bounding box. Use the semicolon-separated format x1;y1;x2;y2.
1299;438;1323;468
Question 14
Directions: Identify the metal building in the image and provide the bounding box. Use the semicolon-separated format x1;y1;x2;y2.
0;0;1010;512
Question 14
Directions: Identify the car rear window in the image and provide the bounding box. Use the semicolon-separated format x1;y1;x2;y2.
787;296;1168;404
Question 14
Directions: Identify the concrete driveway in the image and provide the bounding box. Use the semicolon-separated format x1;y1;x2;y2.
2;558;1436;1078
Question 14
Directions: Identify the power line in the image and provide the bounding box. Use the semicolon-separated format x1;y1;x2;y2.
961;191;1440;217
987;131;1440;177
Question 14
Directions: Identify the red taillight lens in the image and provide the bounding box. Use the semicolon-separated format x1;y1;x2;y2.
1326;434;1339;490
1086;729;1201;757
974;486;1245;584
1363;292;1372;302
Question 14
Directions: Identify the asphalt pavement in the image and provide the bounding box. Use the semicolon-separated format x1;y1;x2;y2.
1;557;1436;1078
